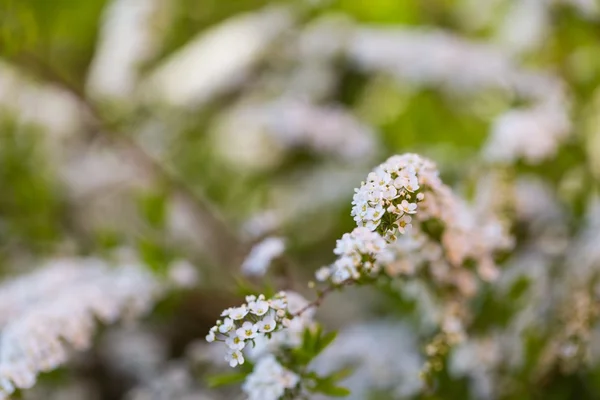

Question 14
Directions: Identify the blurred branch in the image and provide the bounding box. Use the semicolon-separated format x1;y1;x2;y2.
13;52;246;270
292;279;355;317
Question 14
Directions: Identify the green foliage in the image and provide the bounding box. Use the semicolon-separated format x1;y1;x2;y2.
206;371;249;388
306;367;353;397
1;0;600;399
0;117;63;255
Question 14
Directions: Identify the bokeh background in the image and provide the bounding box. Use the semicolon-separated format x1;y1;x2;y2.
2;0;600;399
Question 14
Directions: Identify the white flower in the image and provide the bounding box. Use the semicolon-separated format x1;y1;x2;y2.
0;257;165;398
269;298;287;310
218;318;234;333
236;321;259;340
229;306;249;320
258;316;277;333
320;227;393;284
206;331;215;343
249;300;269;316
315;267;331;281
399;200;417;214
242;355;299;400
207;292;289;367
397;215;413;234
241;237;286;277
220;307;233;317
226;350;245;368
226;335;246;351
351;154;432;236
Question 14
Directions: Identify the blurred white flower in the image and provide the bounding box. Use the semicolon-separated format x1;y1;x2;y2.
313;322;423;399
167;260;199;289
242;354;299;400
0;257;165;399
241;237;286;277
483;105;571;164
0;63;83;139
213;98;377;171
87;0;164;99
145;6;293;107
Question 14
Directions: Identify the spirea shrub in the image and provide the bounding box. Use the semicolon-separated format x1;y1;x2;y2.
3;1;600;399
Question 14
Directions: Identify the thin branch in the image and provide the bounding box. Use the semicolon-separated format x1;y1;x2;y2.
14;52;245;268
292;279;355;317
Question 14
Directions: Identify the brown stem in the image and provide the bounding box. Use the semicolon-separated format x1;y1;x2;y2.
292;279;355;317
13;52;245;269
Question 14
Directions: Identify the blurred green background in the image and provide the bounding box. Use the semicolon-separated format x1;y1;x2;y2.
2;0;600;399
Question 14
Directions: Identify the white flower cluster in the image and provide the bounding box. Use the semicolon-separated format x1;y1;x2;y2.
0;258;164;400
241;237;286;277
246;292;316;360
483;104;571;165
348;27;562;100
346;27;571;165
320;153;512;300
315;227;394;284
206;293;289;367
351;153;437;239
313;322;423;399
242;354;299;400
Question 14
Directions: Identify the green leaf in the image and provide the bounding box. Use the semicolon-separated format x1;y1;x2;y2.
206;372;247;388
315;330;338;356
328;367;354;382
137;191;167;229
318;386;351;397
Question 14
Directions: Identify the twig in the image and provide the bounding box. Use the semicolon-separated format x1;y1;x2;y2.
292;279;355;317
13;52;245;268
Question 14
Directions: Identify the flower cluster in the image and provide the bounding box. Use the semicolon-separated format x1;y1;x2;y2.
0;257;165;400
313;322;423;398
242;354;299;400
346;26;571;165
315;227;393;284
246;292;316;360
206;293;289;367
483;105;571;165
351;153;436;239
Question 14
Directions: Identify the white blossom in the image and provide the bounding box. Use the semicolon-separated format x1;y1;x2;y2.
86;0;163;99
241;237;286;277
246;292;315;361
214;98;377;169
483;105;571;165
313;322;423;399
144;6;293;108
225;350;245;368
0;258;165;399
236;322;259;340
242;355;299;400
351;153;436;237
317;227;393;284
167;259;200;289
206;293;289;368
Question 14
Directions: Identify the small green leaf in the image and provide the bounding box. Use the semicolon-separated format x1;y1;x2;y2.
206;372;247;388
320;386;351;397
328;367;354;382
315;330;338;356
